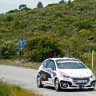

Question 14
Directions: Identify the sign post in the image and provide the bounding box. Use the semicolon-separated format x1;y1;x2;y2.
92;50;94;70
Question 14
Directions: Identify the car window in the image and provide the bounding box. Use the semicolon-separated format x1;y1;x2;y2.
43;60;47;68
56;61;87;69
46;60;56;70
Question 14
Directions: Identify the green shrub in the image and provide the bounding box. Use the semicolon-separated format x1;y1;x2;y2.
0;28;7;33
24;34;63;62
5;15;14;22
13;19;27;29
0;41;18;59
79;20;92;30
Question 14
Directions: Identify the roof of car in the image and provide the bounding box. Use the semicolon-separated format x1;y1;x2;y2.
48;57;79;61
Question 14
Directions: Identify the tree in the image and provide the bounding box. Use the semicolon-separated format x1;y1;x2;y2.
7;9;18;13
37;2;43;8
68;0;71;3
59;0;66;4
19;4;27;10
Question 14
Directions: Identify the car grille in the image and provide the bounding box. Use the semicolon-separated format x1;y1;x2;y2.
73;78;89;85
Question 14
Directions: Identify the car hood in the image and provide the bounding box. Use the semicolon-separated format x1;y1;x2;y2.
59;68;92;78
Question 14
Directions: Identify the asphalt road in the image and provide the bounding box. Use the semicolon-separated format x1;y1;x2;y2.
0;65;96;96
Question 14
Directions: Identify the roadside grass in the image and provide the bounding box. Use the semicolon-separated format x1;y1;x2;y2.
0;80;40;96
0;59;41;69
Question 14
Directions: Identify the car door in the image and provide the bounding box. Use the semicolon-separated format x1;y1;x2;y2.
45;60;56;84
39;60;48;82
39;59;56;85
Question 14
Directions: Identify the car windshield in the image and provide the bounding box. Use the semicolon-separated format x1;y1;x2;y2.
56;60;87;69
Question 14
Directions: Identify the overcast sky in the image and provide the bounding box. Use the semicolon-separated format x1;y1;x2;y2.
0;0;74;14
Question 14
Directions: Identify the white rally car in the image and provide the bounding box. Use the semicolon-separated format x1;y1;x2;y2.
36;57;96;91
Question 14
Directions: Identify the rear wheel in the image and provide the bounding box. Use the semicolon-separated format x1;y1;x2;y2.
37;76;43;88
55;78;61;91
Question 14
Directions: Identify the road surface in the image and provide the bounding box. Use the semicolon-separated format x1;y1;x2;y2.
0;65;96;96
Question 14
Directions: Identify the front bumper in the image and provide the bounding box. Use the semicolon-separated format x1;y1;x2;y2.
60;79;96;90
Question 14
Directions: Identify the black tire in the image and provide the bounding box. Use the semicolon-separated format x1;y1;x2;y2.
88;88;94;91
37;76;43;88
55;78;61;91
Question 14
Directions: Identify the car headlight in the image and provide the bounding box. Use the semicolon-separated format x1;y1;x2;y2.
90;73;95;79
59;71;70;79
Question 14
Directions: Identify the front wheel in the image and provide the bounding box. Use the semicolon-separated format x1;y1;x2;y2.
37;76;43;88
88;88;94;91
55;78;61;91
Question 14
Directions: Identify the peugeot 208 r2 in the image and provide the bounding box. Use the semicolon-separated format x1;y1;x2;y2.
36;57;96;91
